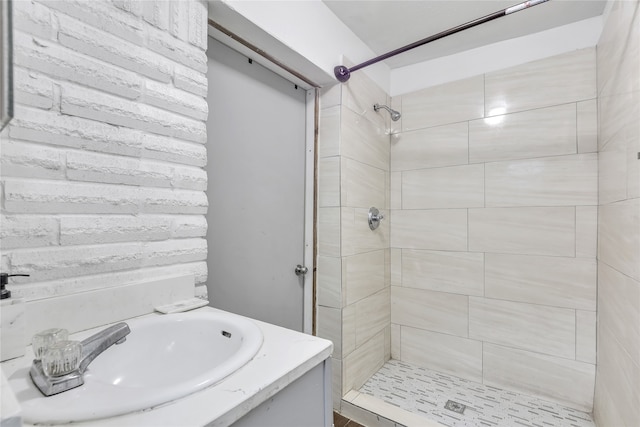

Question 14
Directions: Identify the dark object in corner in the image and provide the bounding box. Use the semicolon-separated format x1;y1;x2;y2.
0;273;30;299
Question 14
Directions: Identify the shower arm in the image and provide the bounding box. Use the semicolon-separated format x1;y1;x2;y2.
334;0;550;83
374;104;401;121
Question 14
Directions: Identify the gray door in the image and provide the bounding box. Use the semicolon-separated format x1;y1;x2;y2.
205;37;307;331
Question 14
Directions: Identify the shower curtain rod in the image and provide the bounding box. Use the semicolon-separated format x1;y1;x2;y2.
334;0;550;83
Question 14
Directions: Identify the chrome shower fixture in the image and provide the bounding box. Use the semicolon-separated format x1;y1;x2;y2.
374;104;401;121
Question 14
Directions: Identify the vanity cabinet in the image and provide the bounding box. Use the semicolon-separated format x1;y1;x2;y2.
233;360;332;427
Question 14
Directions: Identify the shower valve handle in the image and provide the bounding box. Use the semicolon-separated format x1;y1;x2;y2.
368;207;384;231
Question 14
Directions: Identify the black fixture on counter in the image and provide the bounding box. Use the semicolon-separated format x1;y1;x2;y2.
0;273;30;299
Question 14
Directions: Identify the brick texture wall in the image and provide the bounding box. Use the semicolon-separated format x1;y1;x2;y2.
0;0;209;299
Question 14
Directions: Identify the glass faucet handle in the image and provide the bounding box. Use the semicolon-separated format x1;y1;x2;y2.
42;340;83;377
32;328;69;360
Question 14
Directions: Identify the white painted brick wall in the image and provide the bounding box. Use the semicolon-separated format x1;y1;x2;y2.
1;0;209;298
46;0;145;45
13;68;54;109
10;106;142;157
58;14;172;82
14;32;144;100
60;83;206;142
1;215;60;249
12;0;57;41
174;64;208;97
60;215;173;245
1;140;64;179
145;79;208;120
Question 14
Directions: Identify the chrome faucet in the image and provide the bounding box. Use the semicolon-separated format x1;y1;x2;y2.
30;322;131;396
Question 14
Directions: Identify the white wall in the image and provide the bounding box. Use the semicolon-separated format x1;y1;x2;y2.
209;1;603;96
1;0;209;300
391;16;603;96
209;0;390;91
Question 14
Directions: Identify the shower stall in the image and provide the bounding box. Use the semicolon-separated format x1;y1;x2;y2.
317;47;600;426
204;1;638;425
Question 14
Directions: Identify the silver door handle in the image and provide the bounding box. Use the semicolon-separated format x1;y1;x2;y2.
295;265;308;276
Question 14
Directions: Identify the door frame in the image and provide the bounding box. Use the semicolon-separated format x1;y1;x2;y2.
207;22;319;335
302;88;317;334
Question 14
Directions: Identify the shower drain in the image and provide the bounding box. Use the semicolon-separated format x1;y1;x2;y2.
444;400;467;414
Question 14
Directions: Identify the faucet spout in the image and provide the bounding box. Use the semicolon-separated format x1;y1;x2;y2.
30;322;131;396
78;323;130;374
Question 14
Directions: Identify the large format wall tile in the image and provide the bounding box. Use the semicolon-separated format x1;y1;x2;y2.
344;250;386;305
598;199;640;280
318;157;340;207
469;297;575;358
469;103;577;163
598;262;640;364
594;379;626;427
391;286;468;337
400;75;484;131
342;158;386;209
402;164;484;209
318;105;340;158
390;122;468;171
576;206;598;258
317;255;342;308
317;306;341;357
597;1;640;99
391;209;467;250
343;304;356;357
483;343;595;412
468;207;575;256
401;326;483;383
341;106;389;171
598;89;640;152
342;71;387;132
390;323;401;359
576;310;596;364
343;331;386;394
341;207;388;256
355;288;390;347
594;4;640;424
485;253;596;310
577;99;598;153
627;109;640;199
595;322;640;427
485;154;597;207
390;172;401;209
598;134;629;204
318;207;341;257
485;48;596;115
402;249;484;296
390;248;402;286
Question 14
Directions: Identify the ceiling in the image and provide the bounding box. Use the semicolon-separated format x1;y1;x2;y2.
322;0;607;69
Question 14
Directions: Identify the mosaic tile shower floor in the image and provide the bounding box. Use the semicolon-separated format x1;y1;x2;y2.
358;360;595;427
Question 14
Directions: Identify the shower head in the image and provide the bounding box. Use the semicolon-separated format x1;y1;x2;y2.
374;104;401;121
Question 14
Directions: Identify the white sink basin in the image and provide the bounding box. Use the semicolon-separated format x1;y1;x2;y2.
8;310;263;424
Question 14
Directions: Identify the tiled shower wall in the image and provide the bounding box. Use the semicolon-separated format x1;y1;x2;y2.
593;1;640;426
389;48;598;412
0;0;209;299
317;71;392;409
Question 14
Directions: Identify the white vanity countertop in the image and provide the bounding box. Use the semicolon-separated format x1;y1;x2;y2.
1;307;333;427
